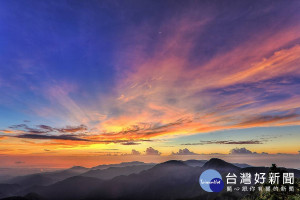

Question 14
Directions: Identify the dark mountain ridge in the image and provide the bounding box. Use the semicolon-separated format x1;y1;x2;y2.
1;158;299;200
81;164;154;180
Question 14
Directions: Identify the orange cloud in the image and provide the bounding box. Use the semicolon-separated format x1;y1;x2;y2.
86;15;300;141
5;6;300;151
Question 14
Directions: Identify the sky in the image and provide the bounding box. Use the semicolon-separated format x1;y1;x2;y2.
0;0;300;169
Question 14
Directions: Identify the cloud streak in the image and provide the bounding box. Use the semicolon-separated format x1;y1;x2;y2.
182;140;264;145
9;124;88;134
16;134;90;141
86;1;300;142
0;1;300;156
237;114;300;127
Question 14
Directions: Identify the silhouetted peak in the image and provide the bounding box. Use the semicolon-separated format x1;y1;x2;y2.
119;161;145;165
183;160;207;167
70;166;88;170
203;158;239;170
156;160;187;167
91;161;152;170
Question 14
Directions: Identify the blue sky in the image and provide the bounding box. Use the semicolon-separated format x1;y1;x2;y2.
0;0;299;167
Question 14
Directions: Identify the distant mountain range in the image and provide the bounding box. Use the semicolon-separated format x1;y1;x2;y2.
0;158;298;200
90;161;154;170
81;164;155;180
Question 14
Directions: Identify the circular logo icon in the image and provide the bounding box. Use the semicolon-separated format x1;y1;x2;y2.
199;169;224;192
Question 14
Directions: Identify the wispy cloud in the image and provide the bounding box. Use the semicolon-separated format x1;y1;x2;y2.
182;140;264;145
237;114;300;127
121;141;140;145
1;0;300;156
16;134;90;141
87;4;300;142
9;124;88;134
15;161;25;164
